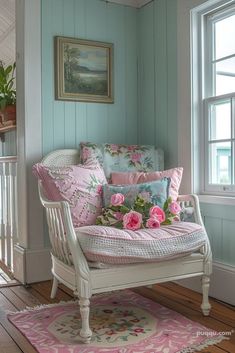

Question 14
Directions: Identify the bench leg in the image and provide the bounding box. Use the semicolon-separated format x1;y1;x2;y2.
50;276;58;299
201;275;211;316
79;298;92;343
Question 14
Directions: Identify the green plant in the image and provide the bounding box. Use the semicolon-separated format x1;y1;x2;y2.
0;61;16;110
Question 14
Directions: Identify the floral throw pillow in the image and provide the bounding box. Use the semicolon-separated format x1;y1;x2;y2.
33;163;107;227
111;167;183;201
103;144;156;178
102;178;170;210
80;142;104;167
80;142;158;179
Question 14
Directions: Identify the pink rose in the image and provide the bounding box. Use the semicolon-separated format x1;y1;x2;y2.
110;193;125;206
123;211;142;230
169;201;181;215
114;212;124;221
146;217;160;229
110;144;119;152
128;145;137;151
131;153;142;163
82;147;91;160
149;205;166;223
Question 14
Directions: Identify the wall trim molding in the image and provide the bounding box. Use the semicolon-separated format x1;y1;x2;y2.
16;0;44;283
177;261;235;305
102;0;152;8
14;245;52;284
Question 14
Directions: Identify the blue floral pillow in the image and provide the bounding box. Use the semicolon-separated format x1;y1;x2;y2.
103;144;156;179
103;178;170;209
80;142;164;179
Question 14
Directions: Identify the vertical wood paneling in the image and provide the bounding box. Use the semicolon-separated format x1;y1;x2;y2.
166;0;178;167
138;3;155;145
204;216;223;261
201;203;235;266
107;3;126;144
42;0;54;154
85;0;108;143
124;6;138;144
42;0;137;154
1;131;17;156
154;0;167;154
222;220;235;265
138;0;177;167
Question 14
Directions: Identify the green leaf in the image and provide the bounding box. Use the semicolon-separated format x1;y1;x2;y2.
161;219;172;225
120;205;129;213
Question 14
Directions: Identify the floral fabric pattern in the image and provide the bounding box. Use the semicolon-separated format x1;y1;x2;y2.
80;142;104;166
103;178;170;210
80;142;161;179
50;304;155;346
103;144;155;178
32;163;107;227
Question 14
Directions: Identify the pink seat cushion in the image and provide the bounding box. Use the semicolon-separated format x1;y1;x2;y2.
111;167;183;200
76;221;206;264
33;163;107;227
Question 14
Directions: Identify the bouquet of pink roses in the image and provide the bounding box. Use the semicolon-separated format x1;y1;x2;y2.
96;193;181;231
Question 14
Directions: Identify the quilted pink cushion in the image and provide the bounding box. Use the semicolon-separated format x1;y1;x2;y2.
76;222;206;264
33;163;107;227
111;167;183;201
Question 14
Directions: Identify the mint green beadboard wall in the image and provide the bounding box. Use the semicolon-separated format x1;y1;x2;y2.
138;0;177;169
41;0;138;155
200;203;235;266
0;130;16;156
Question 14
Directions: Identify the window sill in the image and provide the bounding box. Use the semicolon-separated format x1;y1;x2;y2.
199;194;235;206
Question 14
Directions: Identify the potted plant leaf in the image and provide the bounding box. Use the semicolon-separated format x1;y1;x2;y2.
0;61;16;126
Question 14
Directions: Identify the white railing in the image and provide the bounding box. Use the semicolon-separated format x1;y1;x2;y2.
0;156;17;272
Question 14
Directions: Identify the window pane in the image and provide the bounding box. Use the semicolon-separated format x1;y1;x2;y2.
215;57;235;95
215;14;235;60
209;142;231;184
209;101;231;140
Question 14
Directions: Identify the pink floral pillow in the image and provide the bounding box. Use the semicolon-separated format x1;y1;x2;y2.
33;163;107;227
111;167;183;201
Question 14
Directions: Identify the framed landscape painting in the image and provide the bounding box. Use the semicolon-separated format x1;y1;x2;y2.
55;36;114;103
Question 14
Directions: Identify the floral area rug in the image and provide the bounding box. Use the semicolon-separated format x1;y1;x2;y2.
8;289;226;353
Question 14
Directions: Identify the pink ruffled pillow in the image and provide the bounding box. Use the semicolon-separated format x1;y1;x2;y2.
111;167;183;201
33;163;107;227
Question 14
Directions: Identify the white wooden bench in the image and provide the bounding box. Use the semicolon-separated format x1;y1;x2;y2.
38;148;212;343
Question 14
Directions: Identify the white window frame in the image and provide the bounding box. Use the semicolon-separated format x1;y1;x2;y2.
191;0;235;197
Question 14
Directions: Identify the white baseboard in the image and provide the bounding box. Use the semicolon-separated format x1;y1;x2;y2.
177;261;235;305
14;245;52;284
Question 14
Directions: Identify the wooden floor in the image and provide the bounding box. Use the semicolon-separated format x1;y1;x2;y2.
0;265;18;287
0;281;234;353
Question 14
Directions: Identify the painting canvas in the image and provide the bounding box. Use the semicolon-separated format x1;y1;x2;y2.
55;36;113;103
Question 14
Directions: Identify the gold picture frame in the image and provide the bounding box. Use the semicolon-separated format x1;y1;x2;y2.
55;36;114;103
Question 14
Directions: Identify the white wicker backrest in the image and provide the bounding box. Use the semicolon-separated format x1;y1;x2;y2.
42;149;80;167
